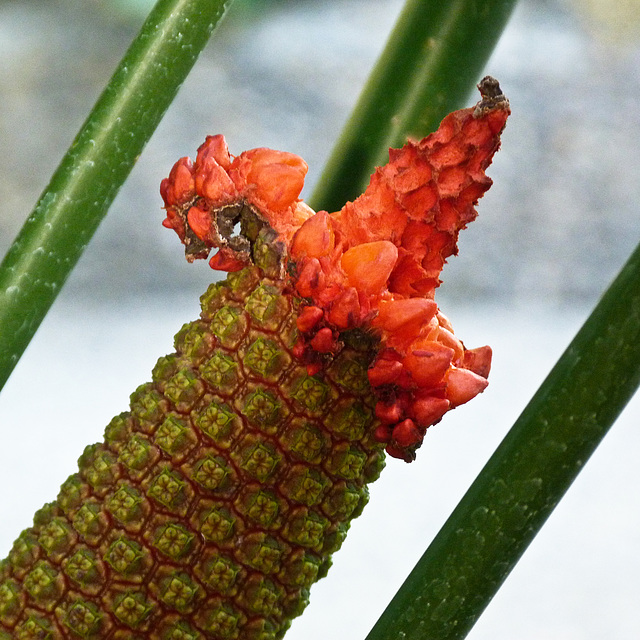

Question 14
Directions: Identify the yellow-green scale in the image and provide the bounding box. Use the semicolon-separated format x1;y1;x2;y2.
0;265;386;640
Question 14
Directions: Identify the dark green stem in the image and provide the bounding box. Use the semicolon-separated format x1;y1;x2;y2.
366;239;640;640
0;0;232;392
309;0;518;213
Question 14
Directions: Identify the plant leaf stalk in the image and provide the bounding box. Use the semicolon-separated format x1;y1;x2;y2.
310;0;518;213
0;0;233;392
366;239;640;640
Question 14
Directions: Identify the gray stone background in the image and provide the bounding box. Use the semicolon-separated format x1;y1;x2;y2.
1;1;639;639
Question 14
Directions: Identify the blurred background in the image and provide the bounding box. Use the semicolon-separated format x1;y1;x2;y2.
1;0;639;638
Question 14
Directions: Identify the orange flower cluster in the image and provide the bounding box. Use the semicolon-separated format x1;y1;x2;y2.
161;135;314;272
161;76;510;462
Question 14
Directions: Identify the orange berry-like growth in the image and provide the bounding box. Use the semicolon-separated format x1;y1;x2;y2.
162;76;510;462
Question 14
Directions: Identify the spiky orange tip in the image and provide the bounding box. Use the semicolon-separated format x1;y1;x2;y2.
161;76;510;462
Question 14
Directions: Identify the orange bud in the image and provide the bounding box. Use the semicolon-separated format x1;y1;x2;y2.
372;298;437;332
411;396;450;427
195;133;232;170
327;287;360;328
233;148;308;211
368;359;403;387
194;155;237;203
295;258;325;298
306;362;324;376
392;419;422;447
292;339;307;360
340;240;398;295
296;305;324;333
162;157;194;206
208;249;246;272
373;424;392;443
433;326;464;362
463;345;492;379
403;341;454;387
186;205;210;241
290;211;335;259
375;400;404;425
444;367;489;407
386;444;414;461
161;208;183;235
310;327;336;353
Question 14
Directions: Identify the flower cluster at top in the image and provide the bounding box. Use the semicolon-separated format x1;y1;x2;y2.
160;77;510;462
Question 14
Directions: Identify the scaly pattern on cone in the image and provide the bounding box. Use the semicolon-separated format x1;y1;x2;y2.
1;77;509;639
0;266;384;639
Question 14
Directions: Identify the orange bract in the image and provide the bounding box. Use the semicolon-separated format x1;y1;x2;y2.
161;76;510;461
161;134;314;270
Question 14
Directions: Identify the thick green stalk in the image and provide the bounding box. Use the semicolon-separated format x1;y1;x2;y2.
366;239;640;640
309;0;518;213
0;0;232;392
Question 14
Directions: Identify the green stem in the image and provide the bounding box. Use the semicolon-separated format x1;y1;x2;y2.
0;0;232;392
366;239;640;640
309;0;518;213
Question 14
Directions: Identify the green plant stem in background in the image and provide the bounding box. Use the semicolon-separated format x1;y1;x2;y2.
0;0;232;392
366;239;640;640
310;0;518;213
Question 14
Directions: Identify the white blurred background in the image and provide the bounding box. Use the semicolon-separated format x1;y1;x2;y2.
1;0;639;638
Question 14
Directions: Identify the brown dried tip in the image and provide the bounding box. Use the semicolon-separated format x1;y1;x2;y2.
474;75;510;118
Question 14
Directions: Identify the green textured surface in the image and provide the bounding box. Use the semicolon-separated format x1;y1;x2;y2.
366;239;640;639
0;267;385;639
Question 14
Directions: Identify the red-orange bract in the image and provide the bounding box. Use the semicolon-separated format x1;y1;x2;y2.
0;78;510;640
162;76;509;462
